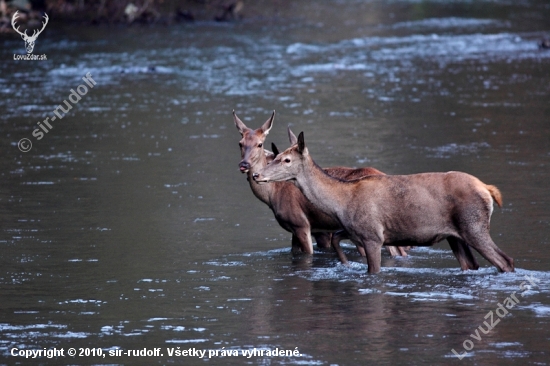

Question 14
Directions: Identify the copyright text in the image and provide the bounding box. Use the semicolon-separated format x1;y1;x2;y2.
10;346;303;359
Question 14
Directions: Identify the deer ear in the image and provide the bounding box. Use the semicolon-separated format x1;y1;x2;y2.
233;110;247;135
271;143;280;156
287;126;298;145
261;110;275;135
297;132;306;154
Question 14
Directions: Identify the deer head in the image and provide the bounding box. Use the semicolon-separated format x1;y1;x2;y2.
233;110;274;173
254;132;308;184
12;11;49;54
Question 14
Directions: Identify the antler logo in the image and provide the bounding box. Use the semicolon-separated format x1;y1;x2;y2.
12;11;49;54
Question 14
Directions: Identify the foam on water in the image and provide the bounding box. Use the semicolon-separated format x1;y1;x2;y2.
165;339;208;344
290;33;549;78
390;17;505;30
518;303;550;317
409;142;492;158
8;28;545;105
1;27;546;125
229;246;550;306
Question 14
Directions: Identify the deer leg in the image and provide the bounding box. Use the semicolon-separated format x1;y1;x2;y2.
462;231;514;272
357;240;382;274
385;246;400;257
356;245;366;257
366;244;382;274
291;234;302;255
313;233;332;249
448;237;479;270
330;230;349;265
291;228;314;255
331;230;367;257
384;244;410;256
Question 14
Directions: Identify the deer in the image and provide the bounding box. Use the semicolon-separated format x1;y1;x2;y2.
12;11;49;54
234;110;408;261
253;131;514;274
277;128;481;270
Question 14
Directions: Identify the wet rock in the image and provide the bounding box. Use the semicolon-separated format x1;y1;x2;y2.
175;8;194;22
214;0;244;22
124;2;138;22
11;0;31;11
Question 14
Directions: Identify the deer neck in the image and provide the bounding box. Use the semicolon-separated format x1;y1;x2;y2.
294;156;347;219
246;153;274;206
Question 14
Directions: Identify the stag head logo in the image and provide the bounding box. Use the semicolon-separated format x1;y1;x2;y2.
12;11;49;54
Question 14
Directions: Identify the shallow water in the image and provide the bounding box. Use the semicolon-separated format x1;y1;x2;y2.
1;0;549;364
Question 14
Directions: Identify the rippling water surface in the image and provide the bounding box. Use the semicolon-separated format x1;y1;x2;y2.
1;0;549;364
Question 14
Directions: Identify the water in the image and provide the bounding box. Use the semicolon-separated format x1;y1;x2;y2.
1;0;549;364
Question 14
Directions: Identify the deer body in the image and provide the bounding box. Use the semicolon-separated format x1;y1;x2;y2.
254;132;514;274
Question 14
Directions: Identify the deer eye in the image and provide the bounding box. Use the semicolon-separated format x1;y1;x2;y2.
258;143;263;148
239;143;243;148
284;158;291;163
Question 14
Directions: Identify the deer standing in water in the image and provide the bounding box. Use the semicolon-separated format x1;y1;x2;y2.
234;111;406;260
254;132;514;274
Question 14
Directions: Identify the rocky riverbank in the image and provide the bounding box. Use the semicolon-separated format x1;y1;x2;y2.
0;0;247;33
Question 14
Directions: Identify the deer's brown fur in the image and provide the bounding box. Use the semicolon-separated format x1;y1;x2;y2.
254;132;514;274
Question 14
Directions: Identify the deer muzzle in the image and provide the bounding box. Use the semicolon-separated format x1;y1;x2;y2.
252;172;268;184
239;161;250;173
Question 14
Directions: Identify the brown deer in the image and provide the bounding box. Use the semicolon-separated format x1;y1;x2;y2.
234;111;407;260
277;128;483;269
253;132;514;274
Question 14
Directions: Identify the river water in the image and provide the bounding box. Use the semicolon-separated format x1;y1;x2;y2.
1;0;549;365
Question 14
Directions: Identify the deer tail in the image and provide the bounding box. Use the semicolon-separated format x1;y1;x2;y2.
486;184;503;207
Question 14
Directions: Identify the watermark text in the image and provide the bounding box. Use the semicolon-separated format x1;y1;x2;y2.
451;274;540;360
17;72;96;152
